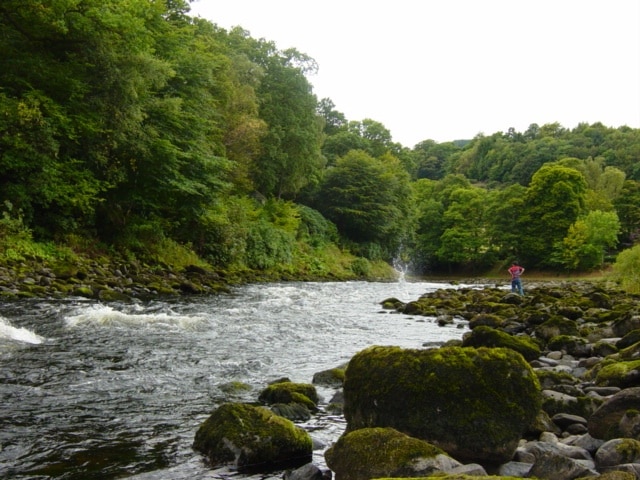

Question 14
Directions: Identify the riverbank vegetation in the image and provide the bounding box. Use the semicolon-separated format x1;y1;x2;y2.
1;1;639;292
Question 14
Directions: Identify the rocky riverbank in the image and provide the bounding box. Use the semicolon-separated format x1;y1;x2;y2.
204;280;640;480
0;255;400;301
326;281;640;479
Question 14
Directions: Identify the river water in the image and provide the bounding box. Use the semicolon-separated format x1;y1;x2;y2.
0;280;474;479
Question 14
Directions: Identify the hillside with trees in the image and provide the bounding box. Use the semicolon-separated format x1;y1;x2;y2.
1;1;639;288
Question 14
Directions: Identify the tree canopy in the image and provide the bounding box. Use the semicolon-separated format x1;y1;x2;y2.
1;1;639;277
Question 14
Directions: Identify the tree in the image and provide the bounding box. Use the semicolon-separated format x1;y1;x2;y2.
484;184;528;260
317;97;347;136
519;165;587;267
245;39;324;199
552;210;620;270
436;186;491;270
412;140;460;180
613;180;640;247
613;244;640;294
315;150;411;258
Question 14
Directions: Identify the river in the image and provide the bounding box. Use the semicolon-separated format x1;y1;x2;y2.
0;279;475;479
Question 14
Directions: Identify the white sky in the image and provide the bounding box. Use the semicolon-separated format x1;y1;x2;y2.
189;0;640;148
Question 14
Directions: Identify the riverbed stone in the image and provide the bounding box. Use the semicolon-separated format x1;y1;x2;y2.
258;381;319;411
461;325;542;361
342;345;541;464
193;402;312;472
526;449;598;479
588;387;640;440
324;427;460;480
595;438;640;468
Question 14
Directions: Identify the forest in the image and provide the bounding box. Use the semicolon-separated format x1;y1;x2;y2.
1;0;640;288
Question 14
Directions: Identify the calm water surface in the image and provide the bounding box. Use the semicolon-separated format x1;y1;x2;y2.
0;280;475;479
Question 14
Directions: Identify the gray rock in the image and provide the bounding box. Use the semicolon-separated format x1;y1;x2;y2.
553;413;588;429
527;450;598;480
497;461;533;477
595;438;640;468
560;433;605;454
445;463;487;476
588;387;640;440
283;463;325;480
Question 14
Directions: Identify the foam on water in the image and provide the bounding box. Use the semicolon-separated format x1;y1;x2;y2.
0;317;44;344
64;304;209;331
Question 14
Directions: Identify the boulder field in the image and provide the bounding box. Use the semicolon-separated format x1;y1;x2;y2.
199;280;640;480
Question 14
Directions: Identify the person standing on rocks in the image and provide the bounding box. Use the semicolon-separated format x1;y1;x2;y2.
508;262;525;295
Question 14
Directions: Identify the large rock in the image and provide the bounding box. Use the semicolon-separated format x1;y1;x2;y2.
595;438;640;468
324;427;460;480
461;325;542;361
342;345;541;464
193;403;312;472
588;387;640;440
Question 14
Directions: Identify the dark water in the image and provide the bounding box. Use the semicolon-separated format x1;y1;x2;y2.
0;280;474;479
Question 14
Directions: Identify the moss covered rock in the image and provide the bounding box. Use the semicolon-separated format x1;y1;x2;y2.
324;427;460;480
593;359;640;388
534;316;579;342
192;403;312;472
373;475;530;480
258;381;319;410
342;345;541;464
461;326;541;361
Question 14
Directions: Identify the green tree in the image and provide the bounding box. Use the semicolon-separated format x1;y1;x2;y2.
552;210;620;270
436;186;491;270
315;150;411;258
519;165;587;267
243;38;324;198
613;244;640;294
613;180;640;247
412;140;461;180
484;184;528;260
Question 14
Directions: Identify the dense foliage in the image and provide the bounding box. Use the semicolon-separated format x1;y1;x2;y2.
1;1;639;280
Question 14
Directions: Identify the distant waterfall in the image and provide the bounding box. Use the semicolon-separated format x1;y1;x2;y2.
392;250;411;283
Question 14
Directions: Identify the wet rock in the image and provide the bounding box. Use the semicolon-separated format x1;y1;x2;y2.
324;427;460;480
258;381;319;412
193;403;312;472
283;463;326;480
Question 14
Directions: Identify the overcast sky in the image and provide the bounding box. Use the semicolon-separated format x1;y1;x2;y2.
189;0;640;148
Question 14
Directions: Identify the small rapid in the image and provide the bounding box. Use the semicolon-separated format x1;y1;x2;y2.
0;280;474;479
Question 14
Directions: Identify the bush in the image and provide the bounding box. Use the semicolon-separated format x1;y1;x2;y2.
612;245;640;293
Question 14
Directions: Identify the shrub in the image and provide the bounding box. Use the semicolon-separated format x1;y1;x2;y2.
612;244;640;293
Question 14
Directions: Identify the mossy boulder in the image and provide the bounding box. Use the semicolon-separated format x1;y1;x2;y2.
258;381;319;410
324;427;460;480
312;365;347;387
546;335;591;357
593;359;640;388
373;476;529;480
617;330;640;350
461;326;541;361
534;316;579;342
467;313;507;329
342;345;541;464
192;402;312;472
